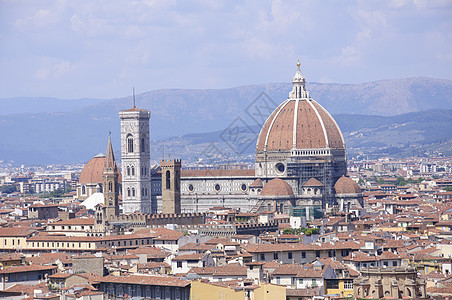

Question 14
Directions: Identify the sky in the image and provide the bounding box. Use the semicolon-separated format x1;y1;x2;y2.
0;0;451;99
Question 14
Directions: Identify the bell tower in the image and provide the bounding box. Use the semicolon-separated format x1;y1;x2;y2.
161;159;181;214
119;91;152;213
103;134;120;217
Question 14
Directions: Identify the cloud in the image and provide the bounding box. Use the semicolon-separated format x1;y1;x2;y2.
0;0;451;98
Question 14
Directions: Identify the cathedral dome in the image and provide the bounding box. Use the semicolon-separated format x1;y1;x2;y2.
79;153;122;184
334;176;362;194
256;62;344;152
260;178;294;197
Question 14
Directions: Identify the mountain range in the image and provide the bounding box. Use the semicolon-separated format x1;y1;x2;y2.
0;77;451;165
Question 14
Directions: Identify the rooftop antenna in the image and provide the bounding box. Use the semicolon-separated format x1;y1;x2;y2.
133;87;136;108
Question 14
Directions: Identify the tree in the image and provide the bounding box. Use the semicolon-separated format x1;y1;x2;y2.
396;176;406;186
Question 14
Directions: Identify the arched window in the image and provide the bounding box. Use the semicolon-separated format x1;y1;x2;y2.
127;166;130;176
131;166;135;176
142;188;144;196
108;182;112;192
166;170;171;190
127;188;131;197
82;185;86;195
140;137;145;153
132;188;135;197
127;134;133;153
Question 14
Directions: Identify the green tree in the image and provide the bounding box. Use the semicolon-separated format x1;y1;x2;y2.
396;176;406;186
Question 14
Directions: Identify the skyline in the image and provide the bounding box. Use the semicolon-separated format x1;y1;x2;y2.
0;0;451;99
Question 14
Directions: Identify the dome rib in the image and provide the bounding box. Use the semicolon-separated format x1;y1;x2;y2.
292;99;300;149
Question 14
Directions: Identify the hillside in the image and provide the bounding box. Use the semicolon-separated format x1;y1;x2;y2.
0;77;451;164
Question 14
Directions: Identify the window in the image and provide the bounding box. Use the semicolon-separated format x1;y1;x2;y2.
132;188;135;197
141;137;145;153
82;185;86;195
312;279;317;287
288;252;293;259
383;261;388;266
328;250;336;258
108;182;112;192
302;252;306;259
299;278;303;285
344;280;353;289
177;261;182;268
260;254;265;261
276;277;280;284
127;135;133;153
274;252;278;260
341;249;349;257
316;250;320;258
326;279;339;289
127;188;131;197
166;170;171;189
131;166;135;176
291;277;296;285
393;261;398;266
127;166;130;176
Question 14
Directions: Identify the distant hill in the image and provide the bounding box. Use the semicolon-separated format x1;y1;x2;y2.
151;109;452;163
0;77;451;164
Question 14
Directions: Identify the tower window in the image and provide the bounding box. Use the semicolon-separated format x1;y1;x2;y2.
127;134;134;153
166;170;171;190
81;185;86;195
127;188;131;197
131;166;135;176
127;166;130;176
108;182;112;192
132;188;135;197
141;137;145;153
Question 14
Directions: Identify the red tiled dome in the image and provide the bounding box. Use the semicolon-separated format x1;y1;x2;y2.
260;178;294;197
79;154;122;184
303;177;323;187
256;63;344;152
256;99;345;151
334;176;362;194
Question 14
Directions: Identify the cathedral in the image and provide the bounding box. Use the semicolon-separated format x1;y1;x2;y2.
77;62;363;225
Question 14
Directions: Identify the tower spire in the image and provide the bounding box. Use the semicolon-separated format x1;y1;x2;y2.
133;87;136;108
105;134;116;170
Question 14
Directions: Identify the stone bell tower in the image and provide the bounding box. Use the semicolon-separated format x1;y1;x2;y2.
161;159;181;214
103;135;120;218
119;91;151;214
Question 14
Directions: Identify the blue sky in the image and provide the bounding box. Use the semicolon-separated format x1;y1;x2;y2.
0;0;451;99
